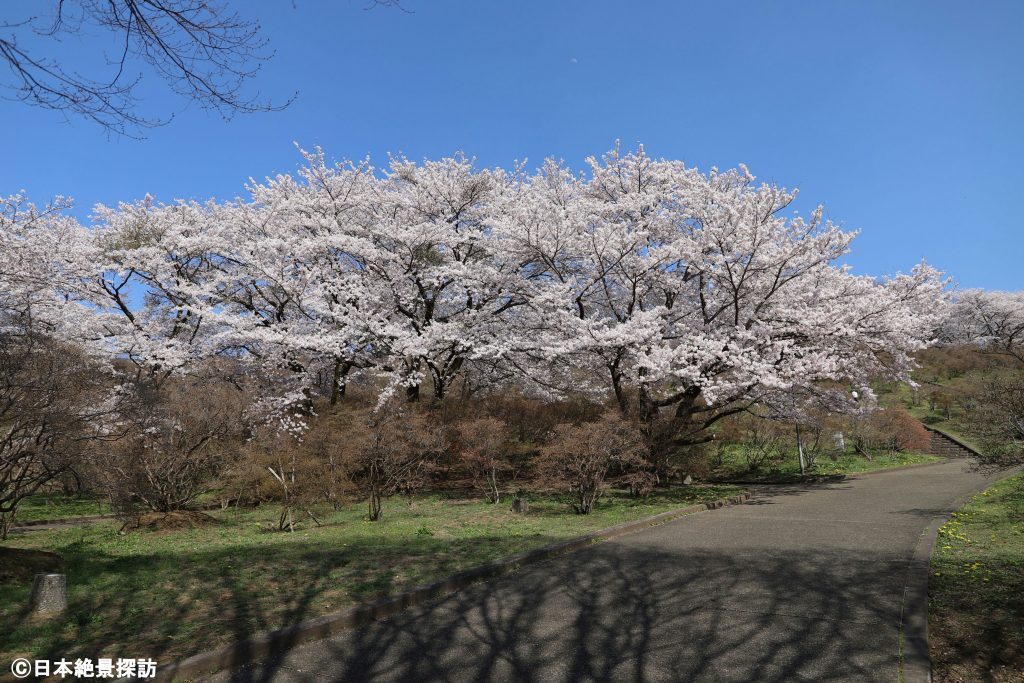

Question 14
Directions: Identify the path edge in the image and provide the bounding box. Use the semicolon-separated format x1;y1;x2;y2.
846;457;950;479
711;456;950;486
12;502;227;530
11;513;113;528
900;465;1023;683
130;490;751;682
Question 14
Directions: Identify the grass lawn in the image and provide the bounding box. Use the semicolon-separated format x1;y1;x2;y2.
900;389;987;455
904;400;985;453
929;472;1024;682
708;445;941;483
0;484;740;668
13;494;112;522
921;419;987;456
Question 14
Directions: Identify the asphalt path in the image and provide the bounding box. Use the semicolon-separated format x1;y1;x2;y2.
207;459;999;683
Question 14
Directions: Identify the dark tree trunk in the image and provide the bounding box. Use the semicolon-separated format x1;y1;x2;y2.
329;359;351;406
368;489;383;521
609;356;629;414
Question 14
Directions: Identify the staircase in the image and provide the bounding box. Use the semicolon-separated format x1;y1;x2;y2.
925;426;982;459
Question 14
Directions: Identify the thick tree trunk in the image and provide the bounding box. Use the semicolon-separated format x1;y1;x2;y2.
638;386;658;422
329;359;351;406
430;356;464;403
609;355;629;414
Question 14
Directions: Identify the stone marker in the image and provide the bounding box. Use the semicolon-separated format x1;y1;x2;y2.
682;474;693;485
30;573;67;615
833;431;845;451
511;497;529;514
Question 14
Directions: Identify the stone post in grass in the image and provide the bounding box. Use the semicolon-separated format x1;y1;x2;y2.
510;490;529;514
29;573;67;615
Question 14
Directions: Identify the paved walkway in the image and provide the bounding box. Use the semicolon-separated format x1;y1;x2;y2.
209;460;998;683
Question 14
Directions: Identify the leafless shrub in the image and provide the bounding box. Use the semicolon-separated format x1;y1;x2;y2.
794;415;831;471
0;321;114;538
478;392;598;446
339;403;448;521
538;412;645;514
212;425;345;531
456;417;514;503
299;412;359;511
848;406;930;457
708;417;743;470
621;470;657;498
736;414;787;472
972;373;1024;467
97;378;248;522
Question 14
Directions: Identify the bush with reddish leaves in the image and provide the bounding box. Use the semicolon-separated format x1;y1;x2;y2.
851;406;930;456
538;412;645;514
456;417;515;504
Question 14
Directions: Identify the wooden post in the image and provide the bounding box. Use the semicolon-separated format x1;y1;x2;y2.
796;423;806;475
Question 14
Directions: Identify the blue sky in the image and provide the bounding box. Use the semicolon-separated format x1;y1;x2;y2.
2;0;1021;289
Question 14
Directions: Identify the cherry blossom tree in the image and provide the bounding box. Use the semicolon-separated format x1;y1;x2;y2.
2;145;948;450
946;289;1024;364
0;196;124;535
502;145;947;445
945;289;1024;465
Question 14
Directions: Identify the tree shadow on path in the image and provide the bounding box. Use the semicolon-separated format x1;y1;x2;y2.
225;540;910;683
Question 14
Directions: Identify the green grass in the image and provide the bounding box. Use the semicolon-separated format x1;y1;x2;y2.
13;494;111;522
708;445;940;482
893;377;989;456
811;451;941;474
920;420;987;456
929;472;1024;682
0;484;740;667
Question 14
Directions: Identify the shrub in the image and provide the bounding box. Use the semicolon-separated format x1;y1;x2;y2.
339;403;447;521
735;413;788;472
0;327;111;539
972;373;1024;466
639;413;710;483
456;417;514;503
849;406;930;456
97;379;247;523
708;417;744;470
538;412;645;514
214;408;361;530
476;392;598;447
621;470;657;498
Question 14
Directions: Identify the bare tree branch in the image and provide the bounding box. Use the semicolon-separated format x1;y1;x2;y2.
0;0;295;136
